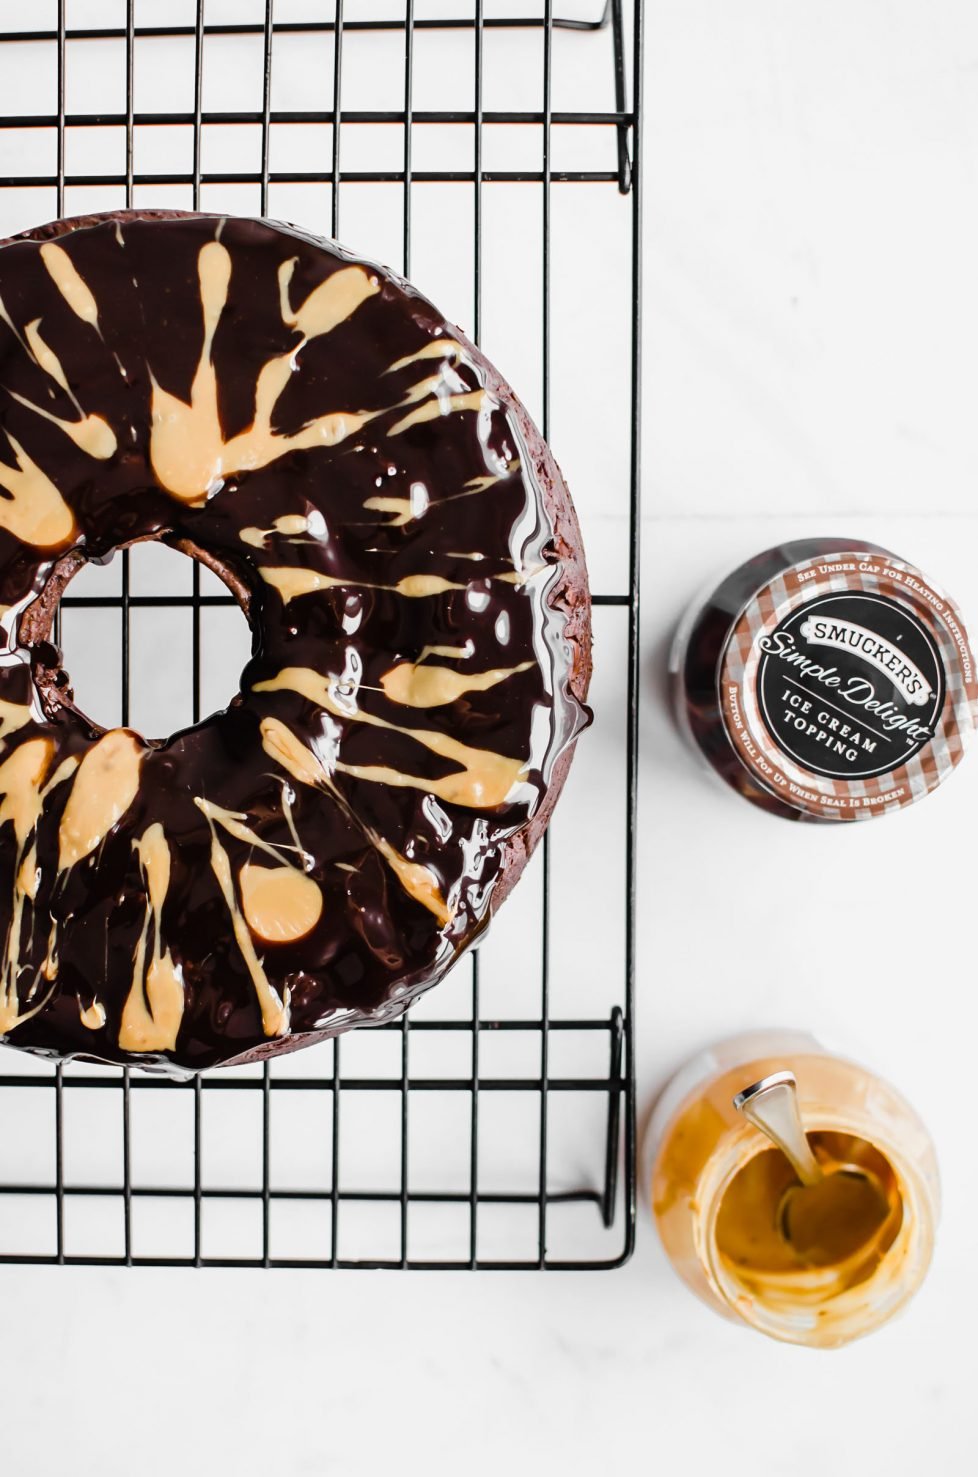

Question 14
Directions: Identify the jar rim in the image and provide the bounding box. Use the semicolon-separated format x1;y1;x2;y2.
715;544;977;821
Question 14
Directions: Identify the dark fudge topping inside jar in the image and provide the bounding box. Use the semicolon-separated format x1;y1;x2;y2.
0;211;591;1073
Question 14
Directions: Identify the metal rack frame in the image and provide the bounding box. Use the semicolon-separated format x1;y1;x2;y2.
0;0;642;1270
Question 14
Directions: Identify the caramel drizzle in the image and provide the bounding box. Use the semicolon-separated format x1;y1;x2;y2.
0;740;77;1032
23;319;74;394
0;250;115;514
363;484;430;527
239;511;327;549
259;717;452;926
149;242;382;503
7;232;490;533
39;243;101;328
146;236;489;504
259;538;529;603
363;497;416;527
0;271;112;548
195;797;322;944
380;659;533;709
196;799;291;1038
361;465;513;534
0;700;32;741
460;473;507;495
117;823;185;1052
384;339;463;375
7;387;116;461
260;567;466;604
0;739;53;1030
193;798;318;1034
0;433;77;550
371;837;452;927
277;779;310;866
238;861;323;944
387;389;486;439
255;667;526;809
417;643;474;662
5;315;117;460
79;998;106;1030
195;796;312;875
58;729;143;872
17;845;39;902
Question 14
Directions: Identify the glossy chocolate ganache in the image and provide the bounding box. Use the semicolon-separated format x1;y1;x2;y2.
0;211;591;1075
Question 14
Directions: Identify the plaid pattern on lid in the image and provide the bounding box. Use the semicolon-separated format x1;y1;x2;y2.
717;547;978;821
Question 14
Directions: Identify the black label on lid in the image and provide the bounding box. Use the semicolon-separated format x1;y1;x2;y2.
756;591;946;781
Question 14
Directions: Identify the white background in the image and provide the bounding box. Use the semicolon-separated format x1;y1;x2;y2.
1;1;977;1472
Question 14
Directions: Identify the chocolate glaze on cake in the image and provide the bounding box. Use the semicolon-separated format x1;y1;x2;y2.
0;211;591;1075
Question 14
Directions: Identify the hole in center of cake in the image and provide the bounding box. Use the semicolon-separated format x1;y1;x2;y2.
38;539;253;741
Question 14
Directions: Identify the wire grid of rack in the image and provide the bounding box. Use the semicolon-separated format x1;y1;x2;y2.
0;0;642;1270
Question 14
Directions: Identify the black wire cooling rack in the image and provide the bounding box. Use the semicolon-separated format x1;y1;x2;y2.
0;0;642;1270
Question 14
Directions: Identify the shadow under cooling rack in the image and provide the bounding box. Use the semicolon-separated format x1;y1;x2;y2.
0;0;642;1270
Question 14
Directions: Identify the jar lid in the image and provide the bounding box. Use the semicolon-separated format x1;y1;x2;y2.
718;547;978;820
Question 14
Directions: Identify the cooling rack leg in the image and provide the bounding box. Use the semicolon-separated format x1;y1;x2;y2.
601;1007;625;1228
610;0;632;193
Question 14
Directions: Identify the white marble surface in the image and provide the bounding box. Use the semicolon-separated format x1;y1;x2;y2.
2;2;978;1472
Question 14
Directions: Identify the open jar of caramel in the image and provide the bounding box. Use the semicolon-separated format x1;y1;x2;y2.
646;1032;940;1348
671;538;978;821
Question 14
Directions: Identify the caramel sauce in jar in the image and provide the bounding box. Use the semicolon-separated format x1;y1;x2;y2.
647;1032;939;1347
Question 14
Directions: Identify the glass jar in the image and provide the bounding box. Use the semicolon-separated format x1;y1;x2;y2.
646;1031;940;1348
671;538;978;821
